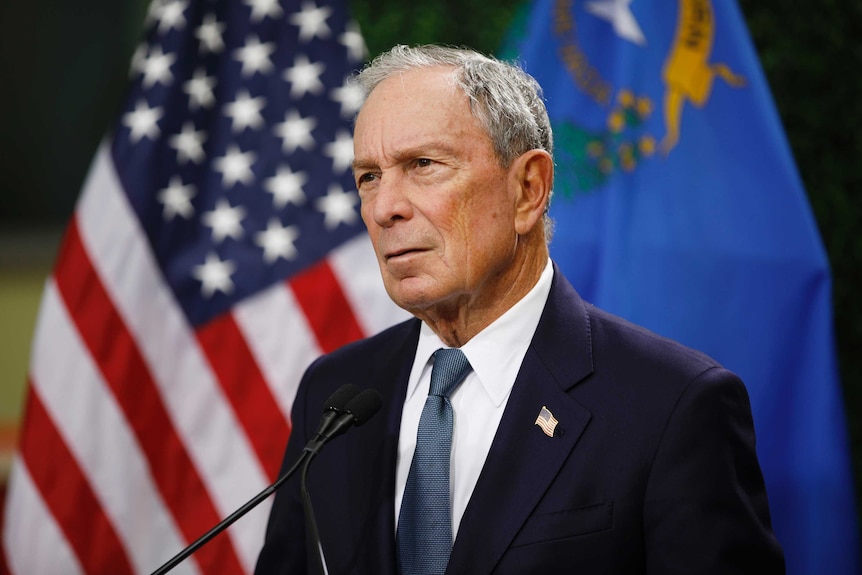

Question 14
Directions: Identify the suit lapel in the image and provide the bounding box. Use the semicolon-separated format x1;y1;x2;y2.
344;319;420;574
447;268;595;573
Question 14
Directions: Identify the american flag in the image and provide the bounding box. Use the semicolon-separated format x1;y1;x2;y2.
534;406;558;438
0;0;406;573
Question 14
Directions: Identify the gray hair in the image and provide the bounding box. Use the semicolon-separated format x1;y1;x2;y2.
354;44;555;236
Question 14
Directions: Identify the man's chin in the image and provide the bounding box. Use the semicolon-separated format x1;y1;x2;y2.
385;278;440;315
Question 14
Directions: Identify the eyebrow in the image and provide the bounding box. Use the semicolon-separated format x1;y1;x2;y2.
351;158;377;173
352;142;459;173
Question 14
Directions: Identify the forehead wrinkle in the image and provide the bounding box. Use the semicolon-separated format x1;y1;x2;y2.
353;67;472;172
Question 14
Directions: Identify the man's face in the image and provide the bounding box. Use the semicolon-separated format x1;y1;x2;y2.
353;66;521;320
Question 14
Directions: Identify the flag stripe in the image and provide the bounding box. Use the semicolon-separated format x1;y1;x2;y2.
75;145;269;570
0;533;9;575
18;388;134;574
328;234;409;336
197;314;291;481
29;280;196;575
289;259;365;353
232;281;321;422
3;457;85;575
53;217;244;574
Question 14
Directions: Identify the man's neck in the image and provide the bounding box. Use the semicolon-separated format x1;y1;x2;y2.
415;245;549;347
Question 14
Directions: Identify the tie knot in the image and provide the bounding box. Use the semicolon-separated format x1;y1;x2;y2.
429;348;471;398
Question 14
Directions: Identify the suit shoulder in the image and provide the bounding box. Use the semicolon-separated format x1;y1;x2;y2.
325;317;419;361
584;302;725;378
303;317;420;380
577;303;753;445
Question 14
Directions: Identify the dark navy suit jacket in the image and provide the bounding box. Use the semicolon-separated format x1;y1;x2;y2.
255;266;784;574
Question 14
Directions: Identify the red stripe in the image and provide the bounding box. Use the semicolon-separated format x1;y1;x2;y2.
0;421;10;575
18;385;134;575
289;259;365;353
197;314;291;481
53;218;245;574
0;526;8;575
0;534;8;575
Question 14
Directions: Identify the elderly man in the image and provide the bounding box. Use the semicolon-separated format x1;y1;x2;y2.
255;44;784;575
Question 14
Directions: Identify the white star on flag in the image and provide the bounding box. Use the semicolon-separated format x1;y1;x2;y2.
284;55;325;98
290;1;333;42
183;68;217;110
339;21;366;61
324;130;354;173
316;185;358;229
155;0;188;34
265;166;308;208
122;99;163;143
143;0;165;26
330;78;363;118
234;35;276;77
255;219;300;262
245;0;284;22
195;13;225;54
202;199;247;243
141;46;176;87
213;144;257;187
223;90;266;132
192;251;236;297
168;122;207;164
585;0;646;46
129;44;148;77
157;176;197;220
274;109;317;153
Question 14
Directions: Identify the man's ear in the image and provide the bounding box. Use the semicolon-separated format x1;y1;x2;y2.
512;149;554;236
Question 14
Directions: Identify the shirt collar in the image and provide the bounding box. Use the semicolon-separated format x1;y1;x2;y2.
408;258;554;406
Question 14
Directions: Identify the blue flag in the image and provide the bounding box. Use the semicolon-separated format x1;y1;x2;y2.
501;1;859;573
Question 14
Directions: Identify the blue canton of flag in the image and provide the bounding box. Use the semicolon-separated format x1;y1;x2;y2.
118;0;366;327
502;1;860;574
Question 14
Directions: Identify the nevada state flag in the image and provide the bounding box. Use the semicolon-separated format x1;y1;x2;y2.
501;1;859;574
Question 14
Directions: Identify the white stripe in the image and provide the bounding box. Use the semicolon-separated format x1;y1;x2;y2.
329;234;410;336
2;457;85;575
30;280;198;575
233;281;321;422
75;142;267;571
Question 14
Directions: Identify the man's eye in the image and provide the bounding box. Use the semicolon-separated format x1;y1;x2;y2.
357;172;377;184
416;158;433;168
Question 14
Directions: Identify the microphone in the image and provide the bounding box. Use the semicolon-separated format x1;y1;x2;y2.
301;388;383;575
149;384;377;575
311;383;360;441
304;388;384;455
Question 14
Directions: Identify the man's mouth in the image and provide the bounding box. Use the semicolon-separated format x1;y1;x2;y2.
385;248;423;260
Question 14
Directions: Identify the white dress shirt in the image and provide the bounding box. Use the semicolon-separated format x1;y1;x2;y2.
395;259;554;536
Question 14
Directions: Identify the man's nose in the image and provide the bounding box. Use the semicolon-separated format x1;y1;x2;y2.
370;173;413;227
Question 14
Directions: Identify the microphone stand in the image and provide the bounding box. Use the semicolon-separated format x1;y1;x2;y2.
296;410;362;575
150;450;310;575
302;450;329;575
148;385;380;575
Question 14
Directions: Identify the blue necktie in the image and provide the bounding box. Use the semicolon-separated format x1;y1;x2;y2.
397;348;472;575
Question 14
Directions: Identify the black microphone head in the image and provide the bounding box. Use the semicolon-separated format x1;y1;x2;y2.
323;383;360;412
312;384;361;440
343;389;383;426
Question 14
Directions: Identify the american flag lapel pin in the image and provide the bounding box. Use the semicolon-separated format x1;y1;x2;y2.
534;405;559;437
